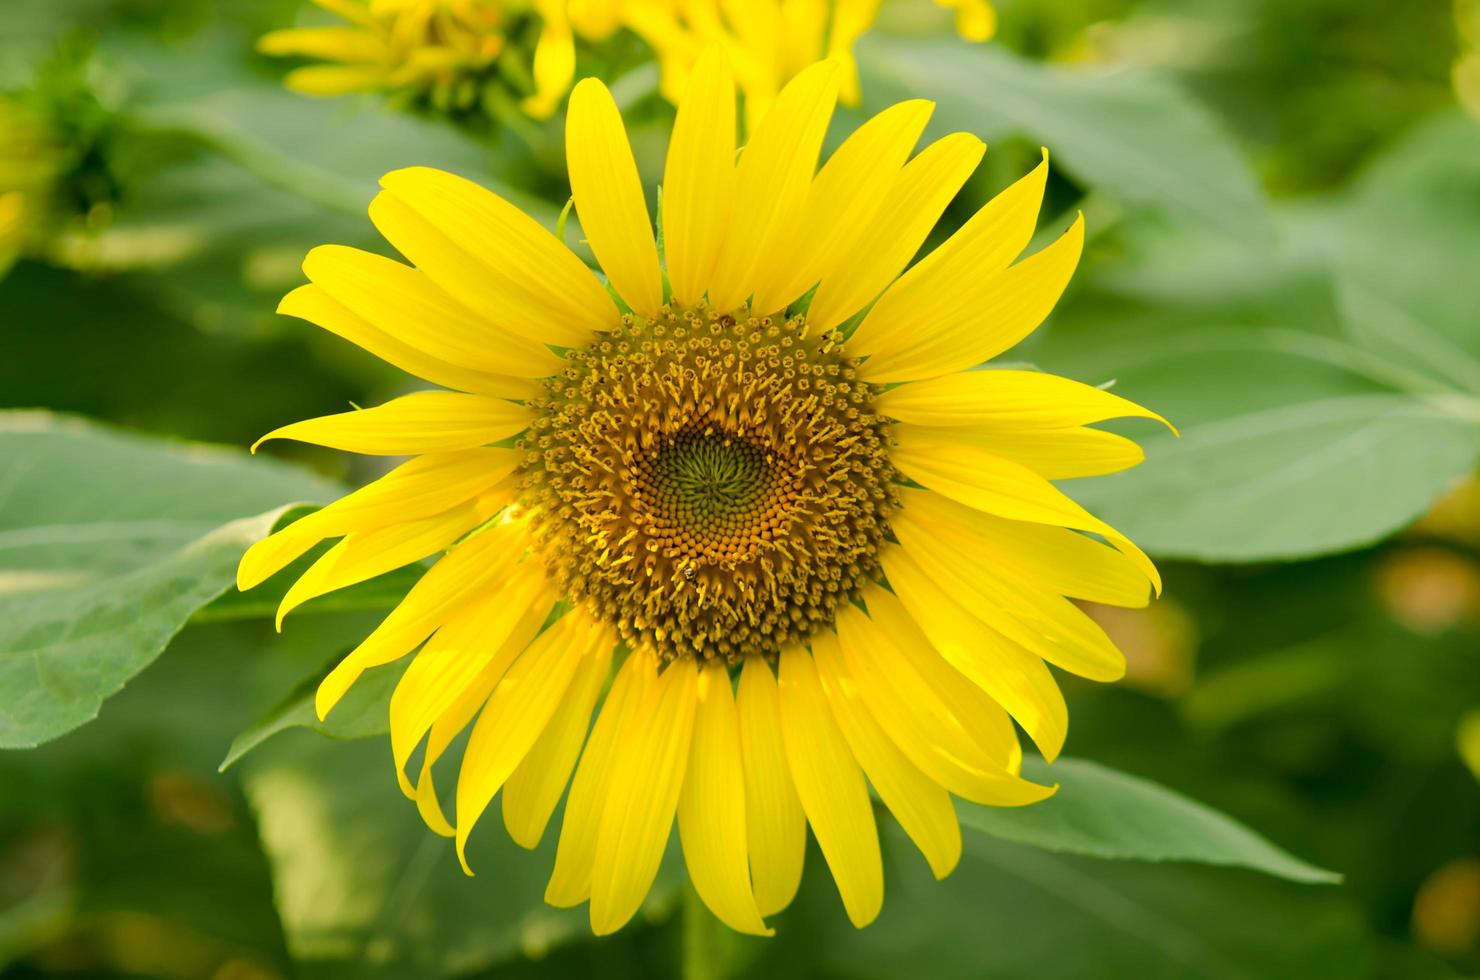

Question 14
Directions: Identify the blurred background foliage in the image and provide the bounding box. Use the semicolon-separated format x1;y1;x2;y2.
1;0;1478;977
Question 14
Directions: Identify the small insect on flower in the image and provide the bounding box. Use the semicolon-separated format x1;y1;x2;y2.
238;47;1169;935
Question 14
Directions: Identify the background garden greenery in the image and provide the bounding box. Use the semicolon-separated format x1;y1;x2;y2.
2;0;1478;977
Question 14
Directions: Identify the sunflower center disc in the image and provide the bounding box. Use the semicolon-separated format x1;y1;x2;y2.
519;303;898;663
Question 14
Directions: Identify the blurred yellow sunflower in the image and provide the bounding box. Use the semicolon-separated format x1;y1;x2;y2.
262;0;994;122
627;0;995;127
239;48;1165;934
259;0;614;117
0;95;62;273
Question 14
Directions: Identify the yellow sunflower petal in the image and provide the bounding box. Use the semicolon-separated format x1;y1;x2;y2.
850;155;1047;362
235;449;518;591
706;60;840;313
812;629;962;878
834;602;1051;804
590;658;699;935
277;285;537;399
503;629;613;849
566;78;664;317
806;131;984;334
874;368;1173;432
283;65;387;96
257;26;387;62
377;166;619;336
316;521;538;719
859;584;1024;772
737;655;806;917
778;644;883;929
879;546;1069;761
408;598;552;831
939;0;997;40
302;244;564;379
546;649;650;907
253;391;532;456
857;213;1085;383
455;613;602;872
896;422;1145;480
276;493;499;629
678;662;772;935
523;0;576;119
368;192;593;350
390;587;552;798
891;424;1161;592
662;45;736;308
899;486;1151;607
893;507;1127;682
750;98;933;316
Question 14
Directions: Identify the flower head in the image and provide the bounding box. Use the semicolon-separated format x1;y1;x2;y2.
239;48;1166;934
259;0;609;118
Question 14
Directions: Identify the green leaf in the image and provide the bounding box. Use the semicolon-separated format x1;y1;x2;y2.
219;660;401;772
1034;245;1480;561
0;412;338;748
857;34;1271;243
964;757;1338;884
744;827;1369;980
241;732;682;978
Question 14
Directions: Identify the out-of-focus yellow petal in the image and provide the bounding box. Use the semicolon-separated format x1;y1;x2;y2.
777;644;882;929
455;613;603;872
377;167;619;337
678;662;772;935
937;0;996;41
737;656;806;917
524;0;576;118
857;213;1085;383
662;45;736;307
257;26;387;62
806;132;983;334
503;627;613;848
284;65;388;96
707;60;839;313
812;629;962;879
566;78;664;316
750;98;932;315
252;391;532;456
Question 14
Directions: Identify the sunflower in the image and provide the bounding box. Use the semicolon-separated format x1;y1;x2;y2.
624;0;997;127
258;0;613;118
239;48;1166;935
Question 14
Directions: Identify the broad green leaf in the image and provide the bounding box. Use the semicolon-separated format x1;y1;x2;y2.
742;827;1369;980
241;733;682;978
1328;112;1480;392
1033;232;1480;561
965;757;1338;884
0;412;337;748
220;660;402;772
857;34;1271;243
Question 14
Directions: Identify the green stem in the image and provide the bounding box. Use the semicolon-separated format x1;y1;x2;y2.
682;883;730;980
